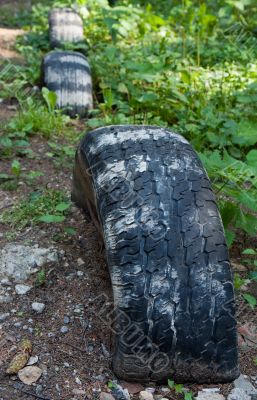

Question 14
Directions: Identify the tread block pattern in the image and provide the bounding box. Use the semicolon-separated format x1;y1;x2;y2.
43;50;93;117
72;125;239;383
49;8;84;48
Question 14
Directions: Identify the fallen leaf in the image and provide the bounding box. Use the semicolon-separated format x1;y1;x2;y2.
6;353;30;374
6;338;32;374
18;366;42;385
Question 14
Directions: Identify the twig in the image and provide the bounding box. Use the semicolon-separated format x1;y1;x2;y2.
20;389;51;400
62;341;87;353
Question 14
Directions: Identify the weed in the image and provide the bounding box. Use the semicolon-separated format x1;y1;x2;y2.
0;189;71;230
35;269;47;287
168;379;194;399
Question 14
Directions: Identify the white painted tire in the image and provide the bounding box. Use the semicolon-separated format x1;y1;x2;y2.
43;51;93;117
49;8;84;48
72;125;239;383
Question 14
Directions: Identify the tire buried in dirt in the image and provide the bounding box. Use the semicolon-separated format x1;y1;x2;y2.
42;50;93;117
49;8;84;48
72;125;239;383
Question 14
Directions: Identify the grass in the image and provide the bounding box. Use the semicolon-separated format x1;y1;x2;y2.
0;189;71;230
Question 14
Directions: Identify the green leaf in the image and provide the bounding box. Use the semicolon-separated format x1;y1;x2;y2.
0;173;11;181
225;229;235;247
249;271;257;281
234;273;246;290
11;160;21;177
246;150;257;168
168;379;175;389
184;393;194;400
117;83;129;94
37;214;65;223
243;293;257;309
242;248;256;255
0;136;12;147
64;227;76;235
55;202;70;212
174;383;184;393
42;87;57;112
235;120;257;146
138;92;159;103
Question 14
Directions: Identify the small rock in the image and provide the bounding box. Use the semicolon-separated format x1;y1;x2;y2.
0;295;13;303
72;388;86;395
63;316;70;324
1;278;11;286
95;374;105;381
75;376;82;385
77;258;85;266
234;374;257;395
100;393;115;400
202;388;220;393
27;356;38;366
196;393;225;400
121;382;144;394
0;244;58;282
15;284;31;295
139;391;154;400
228;388;251;400
111;383;130;400
60;326;69;334
18;366;42;385
0;312;10;321
36;384;43;395
160;388;170;393
77;270;84;276
32;302;45;313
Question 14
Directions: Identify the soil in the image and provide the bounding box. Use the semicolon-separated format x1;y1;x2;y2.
0;8;257;400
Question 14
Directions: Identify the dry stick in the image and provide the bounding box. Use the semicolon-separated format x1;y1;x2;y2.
20;389;51;400
62;341;87;353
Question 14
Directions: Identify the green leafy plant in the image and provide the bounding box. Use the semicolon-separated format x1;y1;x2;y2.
0;189;71;229
243;293;257;309
35;269;47;287
168;379;194;399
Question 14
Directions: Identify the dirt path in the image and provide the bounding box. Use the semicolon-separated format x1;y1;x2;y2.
0;27;24;60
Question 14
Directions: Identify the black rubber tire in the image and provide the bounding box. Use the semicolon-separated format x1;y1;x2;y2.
42;50;93;117
49;8;84;48
72;125;239;383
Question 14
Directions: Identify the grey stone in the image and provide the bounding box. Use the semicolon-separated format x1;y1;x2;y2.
228;388;251;400
234;375;257;395
15;284;31;295
63;316;70;324
196;393;225;400
32;302;45;313
60;326;69;334
0;295;13;303
139;392;154;400
1;278;11;286
0;313;10;321
0;244;58;282
99;393;115;400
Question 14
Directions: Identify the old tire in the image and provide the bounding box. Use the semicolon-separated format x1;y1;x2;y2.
42;50;93;117
49;8;84;48
72;125;239;383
